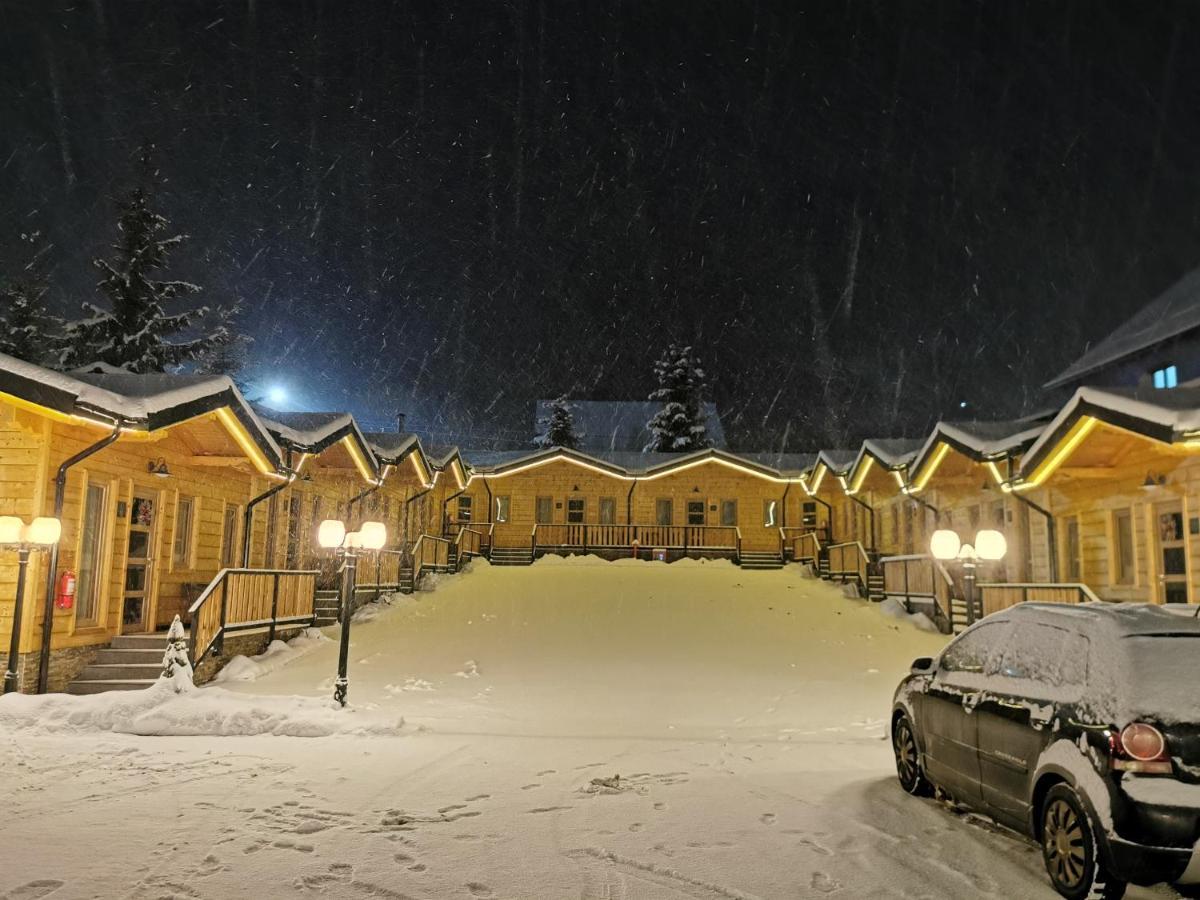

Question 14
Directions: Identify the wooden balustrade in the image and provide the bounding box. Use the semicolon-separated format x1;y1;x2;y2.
412;534;451;585
530;523;739;553
187;568;318;665
880;554;955;633
978;582;1102;617
826;541;871;586
783;528;823;562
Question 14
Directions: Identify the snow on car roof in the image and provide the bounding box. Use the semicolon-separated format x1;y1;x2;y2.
1000;601;1200;635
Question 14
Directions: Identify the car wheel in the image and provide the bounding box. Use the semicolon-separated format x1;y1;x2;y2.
892;713;931;796
1040;784;1126;900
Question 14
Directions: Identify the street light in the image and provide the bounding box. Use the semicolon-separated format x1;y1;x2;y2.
930;528;1007;626
2;516;62;694
317;517;387;707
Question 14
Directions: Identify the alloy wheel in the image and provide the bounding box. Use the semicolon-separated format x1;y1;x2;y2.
1043;797;1087;888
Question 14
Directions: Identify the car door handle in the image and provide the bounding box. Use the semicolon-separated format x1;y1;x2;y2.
961;692;982;712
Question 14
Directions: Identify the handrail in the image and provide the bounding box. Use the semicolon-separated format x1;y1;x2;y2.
187;567;320;665
978;582;1105;605
787;529;824;562
530;523;741;552
826;540;871;587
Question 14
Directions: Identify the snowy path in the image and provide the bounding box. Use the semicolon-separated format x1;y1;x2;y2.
0;558;1184;899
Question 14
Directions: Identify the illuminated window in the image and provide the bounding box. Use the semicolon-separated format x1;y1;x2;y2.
1113;509;1134;585
598;497;616;525
495;495;510;523
686;500;705;526
173;496;195;567
1153;365;1179;389
457;495;473;522
763;499;778;528
75;481;108;624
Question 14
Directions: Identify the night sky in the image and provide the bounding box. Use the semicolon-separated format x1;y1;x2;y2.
4;2;1200;450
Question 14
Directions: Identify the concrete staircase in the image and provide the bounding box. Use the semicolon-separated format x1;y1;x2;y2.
738;551;784;570
490;546;533;566
866;572;887;601
66;633;169;694
950;597;970;634
313;589;341;626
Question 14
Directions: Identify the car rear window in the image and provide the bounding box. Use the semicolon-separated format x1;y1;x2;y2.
1121;635;1200;723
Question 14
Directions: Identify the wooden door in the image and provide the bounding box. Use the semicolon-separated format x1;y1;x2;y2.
1155;502;1189;604
122;492;159;632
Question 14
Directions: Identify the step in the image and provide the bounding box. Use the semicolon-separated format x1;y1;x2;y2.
67;679;154;695
110;633;177;650
74;663;163;681
94;647;163;665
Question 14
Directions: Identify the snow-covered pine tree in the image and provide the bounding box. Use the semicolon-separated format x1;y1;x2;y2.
59;146;227;373
644;343;711;452
159;614;195;693
533;395;582;449
194;302;253;393
0;230;61;364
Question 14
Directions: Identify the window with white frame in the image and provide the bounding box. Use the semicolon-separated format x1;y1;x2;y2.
173;495;195;568
1153;364;1179;389
495;495;511;523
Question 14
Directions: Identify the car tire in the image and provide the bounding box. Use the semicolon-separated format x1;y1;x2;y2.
1040;784;1126;900
892;713;932;797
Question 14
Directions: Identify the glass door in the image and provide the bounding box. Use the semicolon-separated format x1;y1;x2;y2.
123;492;158;632
1155;502;1189;604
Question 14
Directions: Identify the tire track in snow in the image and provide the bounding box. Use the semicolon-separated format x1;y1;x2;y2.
566;847;763;900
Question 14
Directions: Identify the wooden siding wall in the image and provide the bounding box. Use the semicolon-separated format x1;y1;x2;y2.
3;402;266;654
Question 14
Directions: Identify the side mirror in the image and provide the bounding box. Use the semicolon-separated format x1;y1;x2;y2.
911;656;935;674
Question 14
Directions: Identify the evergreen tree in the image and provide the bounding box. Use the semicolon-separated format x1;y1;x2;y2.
60;146;227;373
159;615;195;693
533;395;582;449
194;302;253;393
645;344;711;452
0;230;61;364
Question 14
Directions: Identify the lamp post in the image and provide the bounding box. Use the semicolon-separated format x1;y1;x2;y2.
2;516;63;694
317;518;387;707
930;528;1007;626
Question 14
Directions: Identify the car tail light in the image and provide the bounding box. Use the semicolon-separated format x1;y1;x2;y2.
1109;723;1173;774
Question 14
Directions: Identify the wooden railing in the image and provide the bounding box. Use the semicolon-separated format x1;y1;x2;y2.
354;549;405;603
880;554;955;633
531;523;740;554
455;525;484;565
978;582;1102;617
782;527;823;562
412;533;451;585
187;568;318;665
826;541;872;586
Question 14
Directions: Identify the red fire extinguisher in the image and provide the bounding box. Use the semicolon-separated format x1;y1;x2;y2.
55;570;77;610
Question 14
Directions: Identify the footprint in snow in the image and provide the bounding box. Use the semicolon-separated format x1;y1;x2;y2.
466;883;494;897
4;881;65;900
760;813;777;825
811;872;842;893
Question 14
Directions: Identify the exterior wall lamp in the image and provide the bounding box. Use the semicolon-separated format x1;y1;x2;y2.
2;516;63;694
930;528;1007;627
318;518;387;707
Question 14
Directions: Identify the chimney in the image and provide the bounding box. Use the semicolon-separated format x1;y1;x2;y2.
396;412;407;433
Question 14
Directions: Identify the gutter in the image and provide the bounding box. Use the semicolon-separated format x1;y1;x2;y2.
241;449;295;567
37;416;125;693
848;493;877;553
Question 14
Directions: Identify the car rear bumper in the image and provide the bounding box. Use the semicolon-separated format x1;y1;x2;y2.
1106;835;1192;886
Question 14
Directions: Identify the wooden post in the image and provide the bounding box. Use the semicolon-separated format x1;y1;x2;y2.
216;578;228;656
268;572;280;645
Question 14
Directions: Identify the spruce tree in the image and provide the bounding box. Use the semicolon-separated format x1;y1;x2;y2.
60;146;227;373
159;615;195;693
0;230;61;364
534;395;581;449
194;303;253;393
645;344;711;452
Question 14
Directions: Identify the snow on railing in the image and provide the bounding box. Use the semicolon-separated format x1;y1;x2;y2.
187;568;319;665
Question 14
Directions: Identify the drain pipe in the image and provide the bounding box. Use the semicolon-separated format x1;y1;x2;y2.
780;481;792;528
37;416;125;693
346;475;385;529
1010;490;1058;582
626;478;639;523
808;493;835;543
848;493;877;553
404;481;435;546
242;449;295;567
483;478;493;524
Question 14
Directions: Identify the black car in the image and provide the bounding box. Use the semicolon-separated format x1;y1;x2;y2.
891;602;1200;900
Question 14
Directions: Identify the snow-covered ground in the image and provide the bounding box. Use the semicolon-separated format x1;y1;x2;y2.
0;558;1185;898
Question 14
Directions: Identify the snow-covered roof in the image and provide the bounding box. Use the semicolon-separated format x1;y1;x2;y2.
462;446;812;480
906;416;1049;488
1046;265;1200;389
362;431;420;461
255;406;378;474
533;399;727;451
813;450;858;476
1019;384;1200;482
0;352;282;468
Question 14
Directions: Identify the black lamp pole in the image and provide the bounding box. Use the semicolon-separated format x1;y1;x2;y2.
333;547;358;707
4;547;31;694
